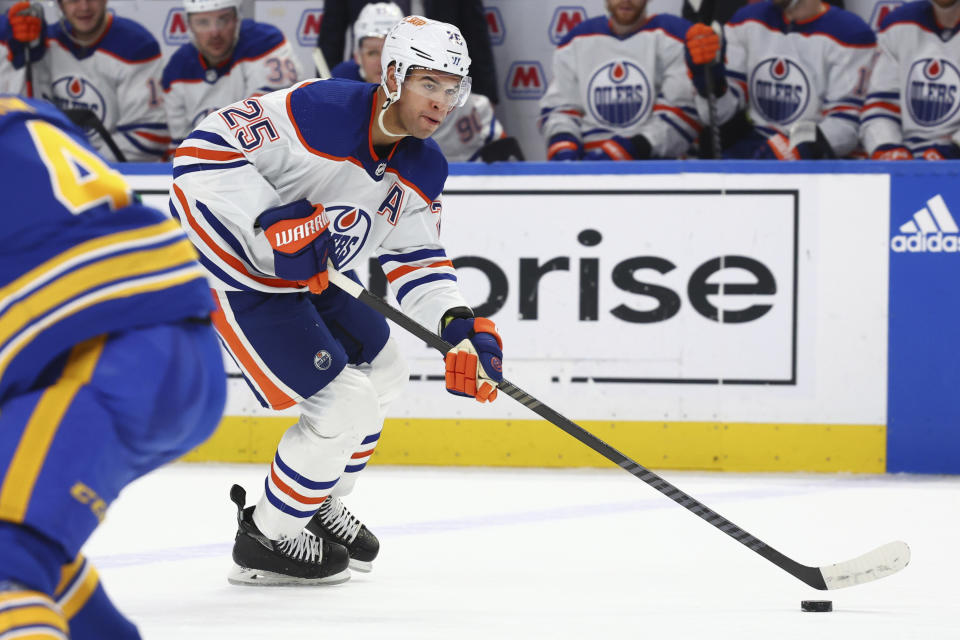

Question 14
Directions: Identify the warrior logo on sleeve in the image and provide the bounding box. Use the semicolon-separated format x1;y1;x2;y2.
586;61;651;127
906;58;960;127
749;58;810;125
49;76;107;119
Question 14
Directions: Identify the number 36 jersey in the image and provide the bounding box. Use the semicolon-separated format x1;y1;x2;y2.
169;79;469;333
162;19;304;147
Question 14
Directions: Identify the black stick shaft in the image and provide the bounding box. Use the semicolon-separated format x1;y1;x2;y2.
329;270;826;590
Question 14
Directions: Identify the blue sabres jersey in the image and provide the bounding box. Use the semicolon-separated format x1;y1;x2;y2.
0;96;214;400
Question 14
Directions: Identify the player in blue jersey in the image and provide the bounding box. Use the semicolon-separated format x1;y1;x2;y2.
685;0;876;159
170;15;505;585
0;95;226;639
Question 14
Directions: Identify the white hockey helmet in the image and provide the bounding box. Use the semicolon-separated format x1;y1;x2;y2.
354;2;403;48
379;15;472;109
183;0;241;14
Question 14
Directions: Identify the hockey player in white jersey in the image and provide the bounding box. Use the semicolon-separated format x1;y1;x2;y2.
539;0;701;161
4;0;169;161
170;15;505;585
861;0;960;160
685;0;876;159
162;0;305;149
1;12;27;94
331;2;521;163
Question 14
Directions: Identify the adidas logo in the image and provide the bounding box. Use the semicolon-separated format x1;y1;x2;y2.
890;194;960;253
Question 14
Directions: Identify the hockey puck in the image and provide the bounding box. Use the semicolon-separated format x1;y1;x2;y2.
801;600;833;612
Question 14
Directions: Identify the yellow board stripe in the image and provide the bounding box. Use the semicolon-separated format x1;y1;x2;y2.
0;219;182;306
56;561;99;620
0;264;206;380
0;238;200;348
182;417;887;473
0;336;106;523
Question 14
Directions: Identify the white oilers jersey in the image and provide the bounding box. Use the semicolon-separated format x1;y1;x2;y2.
432;94;505;162
30;15;168;161
861;1;960;155
539;15;701;159
170;79;468;332
162;20;305;146
706;2;876;156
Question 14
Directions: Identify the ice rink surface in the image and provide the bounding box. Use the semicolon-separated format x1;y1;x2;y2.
85;464;959;639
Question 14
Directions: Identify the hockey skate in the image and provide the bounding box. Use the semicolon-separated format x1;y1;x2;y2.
307;496;379;572
227;485;351;586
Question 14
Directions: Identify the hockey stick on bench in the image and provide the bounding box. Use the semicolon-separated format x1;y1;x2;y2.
327;266;910;590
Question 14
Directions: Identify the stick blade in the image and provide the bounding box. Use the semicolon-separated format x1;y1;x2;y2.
819;541;911;590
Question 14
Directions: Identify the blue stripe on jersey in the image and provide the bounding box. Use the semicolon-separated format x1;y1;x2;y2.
583;127;612;136
827;112;859;124
658;113;694;143
395;273;457;304
862;114;901;124
727;70;747;82
195;200;255;265
197;252;255;291
185;129;235;149
361;431;381;445
263;478;316;518
172;159;250;179
274;453;339;490
345;462;367;473
116;122;169;132
378;248;448;266
122;132;165;156
867;91;899;100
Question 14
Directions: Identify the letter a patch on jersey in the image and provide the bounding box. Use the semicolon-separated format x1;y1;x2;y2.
377;182;405;226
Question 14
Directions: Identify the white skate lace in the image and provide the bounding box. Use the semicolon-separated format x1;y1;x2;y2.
275;531;323;564
318;497;362;543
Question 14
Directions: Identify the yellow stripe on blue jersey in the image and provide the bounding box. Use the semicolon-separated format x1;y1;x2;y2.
0;219;206;380
0;589;69;638
54;555;99;620
0;336;105;524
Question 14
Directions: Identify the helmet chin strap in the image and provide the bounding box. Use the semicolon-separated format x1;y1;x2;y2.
377;85;406;138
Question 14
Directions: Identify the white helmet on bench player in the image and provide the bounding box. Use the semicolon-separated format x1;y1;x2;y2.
183;0;241;14
379;16;472;111
354;2;403;48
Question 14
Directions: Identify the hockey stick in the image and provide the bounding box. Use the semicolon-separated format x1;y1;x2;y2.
327;266;910;590
701;22;723;159
61;107;128;162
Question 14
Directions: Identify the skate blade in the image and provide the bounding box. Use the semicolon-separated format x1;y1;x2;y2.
227;565;351;586
349;558;373;573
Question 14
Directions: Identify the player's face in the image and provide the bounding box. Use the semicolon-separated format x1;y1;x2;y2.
59;0;108;38
606;0;647;27
355;36;385;83
930;0;960;9
395;69;465;138
189;8;239;64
